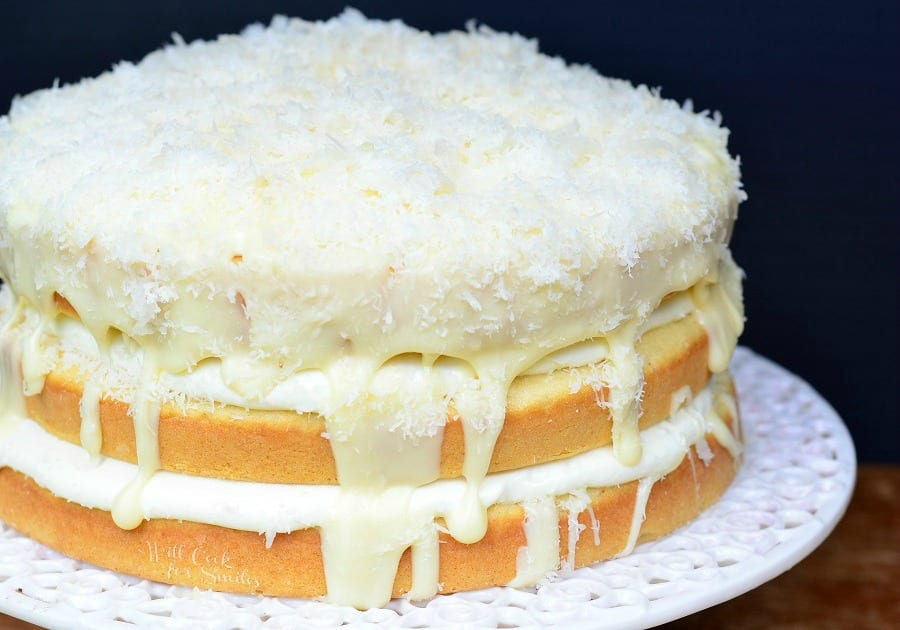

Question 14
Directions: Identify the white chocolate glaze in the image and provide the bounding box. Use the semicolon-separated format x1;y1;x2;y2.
39;284;701;416
78;376;103;458
617;476;656;558
603;322;645;466
0;292;26;440
560;492;591;573
508;496;560;587
110;360;162;529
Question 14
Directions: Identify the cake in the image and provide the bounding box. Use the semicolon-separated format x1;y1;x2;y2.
0;10;745;609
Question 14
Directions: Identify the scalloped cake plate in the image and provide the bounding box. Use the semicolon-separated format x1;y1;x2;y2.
0;347;856;629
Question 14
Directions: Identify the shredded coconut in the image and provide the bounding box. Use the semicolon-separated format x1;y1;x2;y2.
0;9;744;397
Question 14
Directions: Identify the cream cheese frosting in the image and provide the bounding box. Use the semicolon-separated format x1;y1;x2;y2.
0;10;745;609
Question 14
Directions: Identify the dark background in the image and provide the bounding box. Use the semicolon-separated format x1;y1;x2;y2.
1;1;897;462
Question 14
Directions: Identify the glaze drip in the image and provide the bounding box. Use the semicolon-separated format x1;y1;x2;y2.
508;496;560;587
79;376;103;459
603;323;645;466
111;359;162;529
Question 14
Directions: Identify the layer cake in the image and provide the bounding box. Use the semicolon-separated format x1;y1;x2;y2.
0;10;745;608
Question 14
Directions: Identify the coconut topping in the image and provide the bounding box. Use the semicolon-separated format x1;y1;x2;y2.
0;10;742;377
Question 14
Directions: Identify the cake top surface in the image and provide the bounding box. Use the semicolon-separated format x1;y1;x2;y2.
0;9;742;390
0;9;740;265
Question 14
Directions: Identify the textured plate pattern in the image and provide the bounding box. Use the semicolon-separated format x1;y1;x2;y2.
0;348;856;629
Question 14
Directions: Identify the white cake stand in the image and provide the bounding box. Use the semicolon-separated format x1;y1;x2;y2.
0;347;856;629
